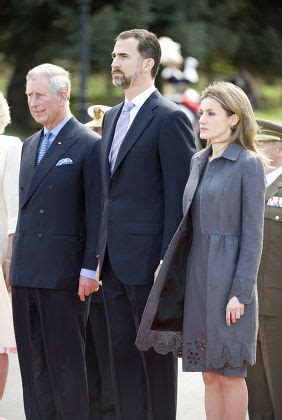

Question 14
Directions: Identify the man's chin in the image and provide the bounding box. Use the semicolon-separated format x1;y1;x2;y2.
32;114;45;125
112;77;123;87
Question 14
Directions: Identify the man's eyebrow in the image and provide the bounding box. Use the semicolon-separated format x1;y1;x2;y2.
111;52;129;57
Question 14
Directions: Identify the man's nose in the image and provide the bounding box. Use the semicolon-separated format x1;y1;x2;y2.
28;96;37;107
111;57;120;68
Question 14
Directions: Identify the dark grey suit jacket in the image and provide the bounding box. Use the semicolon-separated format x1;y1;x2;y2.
10;117;101;290
98;90;195;286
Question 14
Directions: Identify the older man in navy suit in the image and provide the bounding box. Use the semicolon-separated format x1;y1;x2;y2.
10;63;101;420
97;29;195;420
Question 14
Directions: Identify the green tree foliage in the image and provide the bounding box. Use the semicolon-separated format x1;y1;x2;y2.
0;0;281;134
0;0;81;133
117;0;153;31
153;0;282;77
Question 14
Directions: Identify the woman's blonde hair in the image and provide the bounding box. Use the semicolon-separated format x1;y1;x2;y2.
0;92;11;134
201;81;268;164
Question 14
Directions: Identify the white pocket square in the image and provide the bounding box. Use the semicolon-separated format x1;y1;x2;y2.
56;158;73;166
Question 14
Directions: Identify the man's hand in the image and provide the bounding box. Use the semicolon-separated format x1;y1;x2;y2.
78;275;100;302
2;260;11;292
226;296;244;326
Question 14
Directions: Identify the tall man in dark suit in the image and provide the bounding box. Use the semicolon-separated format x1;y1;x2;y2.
97;29;195;420
10;63;101;420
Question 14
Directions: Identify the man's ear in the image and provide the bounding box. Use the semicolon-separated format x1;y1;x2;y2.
58;89;69;104
143;58;154;74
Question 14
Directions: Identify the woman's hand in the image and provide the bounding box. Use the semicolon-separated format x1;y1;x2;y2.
226;296;244;326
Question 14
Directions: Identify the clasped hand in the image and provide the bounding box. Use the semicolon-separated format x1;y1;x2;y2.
225;296;244;326
78;275;100;302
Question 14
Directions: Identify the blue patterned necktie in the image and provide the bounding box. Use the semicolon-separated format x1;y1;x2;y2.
37;131;53;165
109;101;135;173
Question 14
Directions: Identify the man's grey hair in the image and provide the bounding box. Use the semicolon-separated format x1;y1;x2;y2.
26;63;71;98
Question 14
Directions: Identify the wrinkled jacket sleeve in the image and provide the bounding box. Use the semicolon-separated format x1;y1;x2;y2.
229;155;266;304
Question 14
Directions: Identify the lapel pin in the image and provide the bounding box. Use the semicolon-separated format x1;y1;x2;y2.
57;141;62;145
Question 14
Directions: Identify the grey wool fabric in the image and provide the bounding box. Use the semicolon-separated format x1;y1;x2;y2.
136;142;266;371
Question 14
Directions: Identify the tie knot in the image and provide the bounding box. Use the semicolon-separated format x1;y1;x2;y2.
122;102;134;113
44;131;52;139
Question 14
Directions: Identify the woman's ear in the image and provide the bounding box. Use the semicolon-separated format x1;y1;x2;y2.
230;113;239;129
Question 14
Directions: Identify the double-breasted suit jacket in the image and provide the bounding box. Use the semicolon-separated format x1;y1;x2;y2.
10;117;100;289
99;90;195;285
136;143;266;368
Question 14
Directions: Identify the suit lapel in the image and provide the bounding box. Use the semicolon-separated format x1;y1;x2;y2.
22;118;79;208
19;129;42;205
102;104;123;186
111;90;161;176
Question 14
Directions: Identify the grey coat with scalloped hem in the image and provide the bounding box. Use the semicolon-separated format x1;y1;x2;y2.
136;142;266;369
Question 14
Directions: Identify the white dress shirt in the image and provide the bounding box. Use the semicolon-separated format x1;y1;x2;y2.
126;85;156;128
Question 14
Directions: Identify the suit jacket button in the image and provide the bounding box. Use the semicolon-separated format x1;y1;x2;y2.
48;185;53;190
40;209;44;214
38;233;43;238
20;185;24;189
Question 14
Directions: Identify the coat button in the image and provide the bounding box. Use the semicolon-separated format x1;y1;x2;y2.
38;233;43;238
20;185;24;190
39;209;44;214
48;185;53;190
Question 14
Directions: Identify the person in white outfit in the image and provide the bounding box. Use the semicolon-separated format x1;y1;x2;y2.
0;92;22;404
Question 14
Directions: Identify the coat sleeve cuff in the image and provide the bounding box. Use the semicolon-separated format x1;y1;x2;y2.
229;275;255;304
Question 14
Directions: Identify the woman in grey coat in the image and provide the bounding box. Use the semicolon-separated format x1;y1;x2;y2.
136;81;266;419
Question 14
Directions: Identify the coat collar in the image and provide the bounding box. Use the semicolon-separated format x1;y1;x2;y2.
182;142;243;216
195;141;243;166
21;117;79;208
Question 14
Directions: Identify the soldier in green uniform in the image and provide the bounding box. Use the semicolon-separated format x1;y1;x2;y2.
247;121;282;420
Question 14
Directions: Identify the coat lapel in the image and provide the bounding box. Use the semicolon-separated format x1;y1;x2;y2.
21;118;79;208
19;129;42;205
182;145;212;215
102;104;123;186
111;90;161;176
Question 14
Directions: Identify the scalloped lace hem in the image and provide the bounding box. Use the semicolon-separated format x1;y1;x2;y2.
137;331;255;368
137;330;183;357
206;343;254;369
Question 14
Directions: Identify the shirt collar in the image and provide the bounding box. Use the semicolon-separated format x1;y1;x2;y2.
125;85;156;110
43;114;72;137
266;166;282;186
